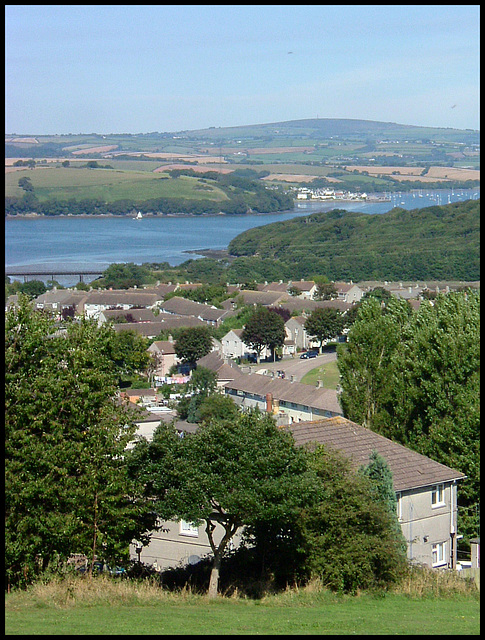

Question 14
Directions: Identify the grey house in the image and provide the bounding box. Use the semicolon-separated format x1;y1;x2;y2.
288;417;466;570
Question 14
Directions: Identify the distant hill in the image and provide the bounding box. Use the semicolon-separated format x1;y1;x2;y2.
227;199;480;281
180;118;479;144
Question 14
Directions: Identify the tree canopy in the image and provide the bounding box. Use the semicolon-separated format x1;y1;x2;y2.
127;411;316;597
304;307;344;352
337;290;480;540
241;305;286;362
5;296;155;588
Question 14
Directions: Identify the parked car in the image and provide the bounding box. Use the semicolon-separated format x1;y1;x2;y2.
299;350;318;359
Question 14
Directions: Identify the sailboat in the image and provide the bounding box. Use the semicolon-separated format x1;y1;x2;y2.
133;211;143;220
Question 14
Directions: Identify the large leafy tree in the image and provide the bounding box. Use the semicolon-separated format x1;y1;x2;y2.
5;296;155;588
175;326;213;369
304;307;344;352
242;446;407;593
127;411;316;598
337;296;411;430
337;291;480;540
241;305;286;362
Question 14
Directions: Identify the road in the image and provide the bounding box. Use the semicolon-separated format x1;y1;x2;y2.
249;350;338;383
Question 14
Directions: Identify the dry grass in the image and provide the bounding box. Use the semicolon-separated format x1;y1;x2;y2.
6;575;202;611
391;565;479;598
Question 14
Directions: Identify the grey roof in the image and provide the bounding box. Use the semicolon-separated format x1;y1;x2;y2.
84;290;160;306
232;290;286;306
112;315;206;336
288;417;466;492
100;308;157;322
278;299;352;314
34;289;88;307
197;351;243;382
224;373;342;415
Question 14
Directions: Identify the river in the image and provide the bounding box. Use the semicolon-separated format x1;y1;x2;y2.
5;188;479;286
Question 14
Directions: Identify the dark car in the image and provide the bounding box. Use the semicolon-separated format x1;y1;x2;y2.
300;350;318;359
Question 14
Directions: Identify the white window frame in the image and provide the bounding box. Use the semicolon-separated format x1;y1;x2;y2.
396;491;402;521
432;541;447;567
431;483;445;508
179;520;199;537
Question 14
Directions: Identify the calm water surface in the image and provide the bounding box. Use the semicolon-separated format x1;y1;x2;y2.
5;189;479;285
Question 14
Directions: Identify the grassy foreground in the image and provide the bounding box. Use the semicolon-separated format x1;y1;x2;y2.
5;576;480;635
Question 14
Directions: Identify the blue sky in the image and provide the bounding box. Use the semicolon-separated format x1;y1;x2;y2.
5;4;480;134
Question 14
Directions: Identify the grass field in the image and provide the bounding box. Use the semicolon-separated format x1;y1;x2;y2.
5;168;230;202
300;359;341;389
4;577;480;635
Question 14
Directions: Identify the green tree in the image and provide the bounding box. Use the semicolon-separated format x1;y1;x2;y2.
18;176;34;192
127;411;316;597
359;450;407;554
18;279;47;299
337;291;479;540
243;445;407;593
5;296;155;588
304;307;344;352
241;306;286;363
179;366;219;423
175;326;213;369
313;282;338;301
337;297;411;429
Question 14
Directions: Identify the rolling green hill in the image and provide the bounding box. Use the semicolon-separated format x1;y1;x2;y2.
227;199;480;281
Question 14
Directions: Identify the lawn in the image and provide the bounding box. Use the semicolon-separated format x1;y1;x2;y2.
5;590;479;635
300;358;341;389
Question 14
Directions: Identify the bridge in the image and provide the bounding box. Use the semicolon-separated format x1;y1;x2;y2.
5;268;105;283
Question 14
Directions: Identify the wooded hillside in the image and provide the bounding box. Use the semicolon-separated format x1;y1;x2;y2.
227;199;480;281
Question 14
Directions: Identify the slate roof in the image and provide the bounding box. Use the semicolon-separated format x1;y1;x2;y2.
278;299;352;314
197;351;243;383
83;290;160;307
224;373;342;415
288;417;466;492
112;315;206;336
100;308;157;322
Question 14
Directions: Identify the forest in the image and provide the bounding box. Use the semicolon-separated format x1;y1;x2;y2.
227;199;480;282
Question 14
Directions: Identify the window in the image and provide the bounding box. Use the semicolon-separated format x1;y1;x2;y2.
432;542;446;567
396;492;402;521
431;483;445;507
179;520;198;537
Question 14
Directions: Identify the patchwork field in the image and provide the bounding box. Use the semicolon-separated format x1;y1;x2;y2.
347;165;480;182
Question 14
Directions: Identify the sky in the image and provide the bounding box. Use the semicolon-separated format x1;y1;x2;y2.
5;4;480;134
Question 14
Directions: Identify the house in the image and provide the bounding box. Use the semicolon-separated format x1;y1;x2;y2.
334;283;364;304
287;417;466;569
111;315;207;338
220;328;270;361
33;288;89;316
277;298;351;316
289;280;318;300
148;340;179;378
228;290;286;307
285;316;311;351
82;290;161;319
223;373;342;425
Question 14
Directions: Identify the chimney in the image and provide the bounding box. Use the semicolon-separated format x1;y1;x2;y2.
266;393;273;413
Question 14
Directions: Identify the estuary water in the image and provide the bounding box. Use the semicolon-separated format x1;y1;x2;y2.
5;188;479;286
